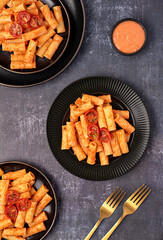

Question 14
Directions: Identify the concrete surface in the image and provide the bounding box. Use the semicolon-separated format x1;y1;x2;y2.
0;0;162;239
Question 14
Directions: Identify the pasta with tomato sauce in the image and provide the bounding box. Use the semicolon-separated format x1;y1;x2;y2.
0;167;53;238
0;0;66;70
61;94;135;165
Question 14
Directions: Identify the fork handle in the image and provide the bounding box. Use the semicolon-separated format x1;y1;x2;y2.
84;217;103;240
101;214;126;240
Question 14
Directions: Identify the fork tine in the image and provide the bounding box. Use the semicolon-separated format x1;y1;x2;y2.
136;189;151;207
129;184;144;200
132;186;147;202
110;190;124;207
135;187;150;205
104;187;119;204
113;191;126;209
108;188;121;206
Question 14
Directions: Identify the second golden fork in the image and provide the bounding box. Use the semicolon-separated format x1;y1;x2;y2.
84;187;126;240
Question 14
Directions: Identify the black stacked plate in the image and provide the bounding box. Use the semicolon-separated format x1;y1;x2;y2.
0;0;85;87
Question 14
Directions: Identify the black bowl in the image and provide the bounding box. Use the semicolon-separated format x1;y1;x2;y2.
0;0;70;74
111;18;147;56
0;161;57;240
47;76;150;181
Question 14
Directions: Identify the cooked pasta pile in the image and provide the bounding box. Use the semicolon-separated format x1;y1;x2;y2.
0;168;53;239
61;94;135;165
0;0;66;70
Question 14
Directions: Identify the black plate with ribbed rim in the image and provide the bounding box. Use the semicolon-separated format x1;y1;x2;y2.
47;76;150;180
0;0;85;87
0;161;57;240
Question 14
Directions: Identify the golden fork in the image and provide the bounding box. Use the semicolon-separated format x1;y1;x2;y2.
84;187;126;240
101;184;151;240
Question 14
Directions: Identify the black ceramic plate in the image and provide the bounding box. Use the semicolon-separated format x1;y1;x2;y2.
0;0;70;75
0;0;85;86
0;161;57;240
47;76;150;181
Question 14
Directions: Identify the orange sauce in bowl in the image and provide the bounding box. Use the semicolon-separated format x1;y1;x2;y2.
112;20;146;54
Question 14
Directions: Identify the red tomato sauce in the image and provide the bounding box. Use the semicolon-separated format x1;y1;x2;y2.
112;20;146;54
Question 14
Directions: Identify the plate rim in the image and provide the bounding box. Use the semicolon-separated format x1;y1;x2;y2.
0;0;86;88
0;160;57;240
46;76;150;181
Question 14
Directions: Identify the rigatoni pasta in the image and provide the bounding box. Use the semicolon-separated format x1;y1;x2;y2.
28;211;48;227
27;3;38;15
115;114;135;133
113;110;129;119
22;26;47;42
97;105;107;129
10;61;36;70
75;121;90;148
66;122;78;148
103;105;116;131
110;132;122;157
0;180;10;206
30;187;36;196
61;93;135;165
116;129;129;154
0;15;13;24
2;43;26;52
53;6;66;33
0;0;67;70
125;132;131;142
9;183;30;193
0;219;12;230
31;184;49;202
24;40;37;63
102;141;113;156
20;191;31;199
0;168;54;239
72;144;86;161
11;54;25;62
37;27;55;47
82;94;104;106
80;114;89;140
15;211;26;228
0;205;5;214
40;5;58;30
87;142;97;165
35;194;52;216
70;104;78;123
36;37;52;58
26;222;46;237
11;171;35;187
0;31;14;40
25;201;37;224
98;94;112;103
73;101;94;118
2;228;26;236
61;125;69;150
99;150;109;165
44;33;63;60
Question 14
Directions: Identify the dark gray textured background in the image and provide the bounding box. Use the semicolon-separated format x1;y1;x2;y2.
0;0;163;239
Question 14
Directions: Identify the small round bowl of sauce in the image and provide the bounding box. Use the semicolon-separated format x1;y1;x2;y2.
111;18;147;56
